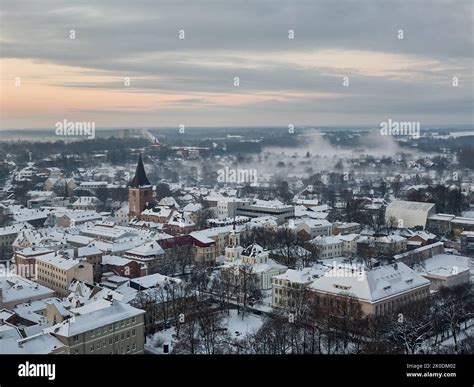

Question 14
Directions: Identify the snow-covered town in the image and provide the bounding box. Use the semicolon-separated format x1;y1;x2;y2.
1;1;473;385
0;128;473;356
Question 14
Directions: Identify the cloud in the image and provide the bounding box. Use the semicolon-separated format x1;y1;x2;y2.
1;0;473;128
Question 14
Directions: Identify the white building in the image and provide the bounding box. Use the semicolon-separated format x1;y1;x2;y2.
35;253;94;297
295;218;332;240
413;254;471;291
223;238;287;291
335;233;360;256
72;196;102;211
311;236;344;259
310;262;431;316
236;199;294;224
385;200;436;229
0;274;55;309
272;266;327;309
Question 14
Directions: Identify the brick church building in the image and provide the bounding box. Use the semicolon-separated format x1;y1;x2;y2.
128;154;153;220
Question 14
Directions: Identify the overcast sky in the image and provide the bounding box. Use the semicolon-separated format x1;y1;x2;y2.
1;0;473;129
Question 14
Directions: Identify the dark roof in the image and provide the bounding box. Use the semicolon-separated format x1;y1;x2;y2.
130;154;151;188
158;235;194;250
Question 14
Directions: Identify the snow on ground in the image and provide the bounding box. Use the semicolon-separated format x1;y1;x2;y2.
145;328;175;354
223;310;264;339
420;319;473;353
145;310;265;354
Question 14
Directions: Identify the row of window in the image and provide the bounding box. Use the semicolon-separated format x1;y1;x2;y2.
321;244;342;250
37;268;66;281
38;275;66;290
39;263;66;274
374;288;429;316
90;342;137;353
96;330;136;347
73;328;136;343
90;318;137;337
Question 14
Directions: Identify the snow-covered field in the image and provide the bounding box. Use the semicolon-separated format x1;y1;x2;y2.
223;310;264;339
145;310;265;354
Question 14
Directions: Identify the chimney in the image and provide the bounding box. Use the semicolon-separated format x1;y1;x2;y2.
73;247;78;259
0;288;3;302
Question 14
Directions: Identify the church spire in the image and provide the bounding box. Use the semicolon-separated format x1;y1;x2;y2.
130;153;151;188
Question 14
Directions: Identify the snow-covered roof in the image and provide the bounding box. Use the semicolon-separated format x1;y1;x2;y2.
310;263;430;303
0;275;54;305
46;300;143;337
0;223;32;237
251;199;289;209
387;200;435;212
141;206;174;218
414;254;470;278
125;241;165;257
61;211;102;222
158;197;180;208
247;216;278;228
451;216;474;226
66;235;96;245
13;297;59;324
311;235;343;246
274;267;325;284
336;233;360;242
130;273;181;289
15;246;53;257
394;241;444;261
168;212;195;227
36;252;84;270
408;231;437;241
190;232;215;245
81;222;134;239
102;255;133;266
295;218;332;228
427;213;455;221
270;245;311;257
182;203;202;212
0;332;65;354
377;235;406;243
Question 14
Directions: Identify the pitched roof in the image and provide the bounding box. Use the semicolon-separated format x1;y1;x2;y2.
310;263;430;303
130;154;151;188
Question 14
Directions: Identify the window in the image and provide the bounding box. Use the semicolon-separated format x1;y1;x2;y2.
109;338;112;345
132;329;136;336
73;335;79;342
90;344;94;352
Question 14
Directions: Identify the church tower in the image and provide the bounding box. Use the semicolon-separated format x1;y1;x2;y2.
128;154;153;220
225;222;243;263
